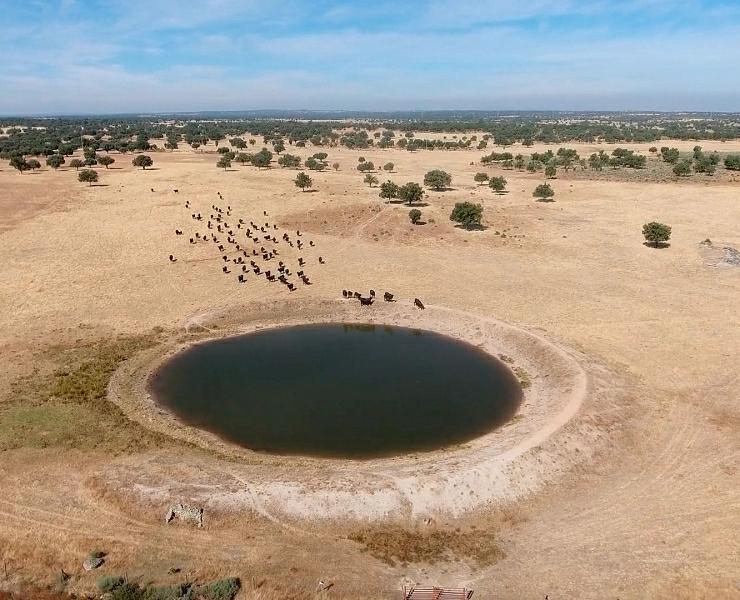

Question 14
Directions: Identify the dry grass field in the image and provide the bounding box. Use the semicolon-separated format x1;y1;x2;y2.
0;139;739;600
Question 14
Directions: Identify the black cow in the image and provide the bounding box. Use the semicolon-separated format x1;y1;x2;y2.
414;298;425;310
384;292;394;302
359;297;374;306
318;257;325;264
238;274;244;282
169;255;176;262
370;289;375;297
342;290;348;298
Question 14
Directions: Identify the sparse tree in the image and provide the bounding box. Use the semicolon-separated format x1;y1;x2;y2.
332;162;340;171
217;157;232;171
295;171;312;191
313;152;328;160
191;142;201;151
278;154;302;169
132;155;153;169
97;155;115;169
398;182;424;205
84;156;98;167
357;161;375;172
273;139;285;154
450;202;483;229
514;157;525;171
489;176;507;194
649;147;658;154
230;138;247;150
26;159;41;171
383;162;394;172
661;148;680;164
409;208;422;225
46;154;65;170
725;154;740;171
78;169;99;186
642;222;672;248
9;156;29;173
69;158;84;171
474;172;489;186
533;183;555;201
423;169;452;191
545;164;557;179
673;159;692;177
379;180;400;202
694;154;716;175
251;148;273;169
249;139;256;146
235;152;252;165
364;174;379;187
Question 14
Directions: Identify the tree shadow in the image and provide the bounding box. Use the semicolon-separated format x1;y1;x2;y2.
454;223;489;231
302;189;320;193
535;198;556;203
429;187;456;192
643;241;671;249
404;202;430;208
90;183;110;187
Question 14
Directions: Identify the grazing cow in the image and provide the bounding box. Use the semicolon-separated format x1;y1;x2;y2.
298;257;305;266
267;274;276;282
318;257;325;264
174;189;179;193
263;210;268;216
309;240;314;246
354;291;361;299
285;269;291;276
296;230;301;236
414;298;425;310
197;214;202;220
254;266;261;274
222;255;228;261
242;265;248;272
237;223;241;229
273;224;278;230
384;292;394;302
346;290;353;297
343;290;348;298
359;296;374;306
370;290;375;297
151;188;154;192
218;245;224;251
297;270;304;277
196;233;200;238
190;238;194;244
175;230;182;235
238;274;244;282
169;255;176;262
287;283;295;291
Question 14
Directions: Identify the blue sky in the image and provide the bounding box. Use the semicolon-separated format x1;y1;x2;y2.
1;0;739;115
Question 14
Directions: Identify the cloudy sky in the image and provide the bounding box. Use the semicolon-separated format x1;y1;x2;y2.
1;0;739;115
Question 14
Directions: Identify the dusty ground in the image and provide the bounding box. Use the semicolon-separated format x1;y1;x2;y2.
0;140;739;599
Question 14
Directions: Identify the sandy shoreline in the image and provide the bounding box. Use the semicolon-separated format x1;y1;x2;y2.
108;298;597;520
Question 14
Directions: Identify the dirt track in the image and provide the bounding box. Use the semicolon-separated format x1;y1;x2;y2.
0;143;739;599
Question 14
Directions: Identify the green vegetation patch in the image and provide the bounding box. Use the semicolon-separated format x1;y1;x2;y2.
3;335;179;454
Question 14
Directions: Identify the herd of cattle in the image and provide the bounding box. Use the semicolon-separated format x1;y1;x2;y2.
168;189;425;309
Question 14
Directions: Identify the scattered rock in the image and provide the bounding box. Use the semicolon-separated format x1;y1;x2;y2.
83;557;104;571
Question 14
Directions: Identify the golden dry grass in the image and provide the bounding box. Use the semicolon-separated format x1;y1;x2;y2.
1;139;739;599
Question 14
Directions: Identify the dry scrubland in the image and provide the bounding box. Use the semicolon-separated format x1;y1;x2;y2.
0;139;739;600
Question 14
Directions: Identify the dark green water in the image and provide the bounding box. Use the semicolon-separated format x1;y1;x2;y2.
149;323;523;459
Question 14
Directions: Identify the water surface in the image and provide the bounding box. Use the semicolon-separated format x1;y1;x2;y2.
150;323;522;459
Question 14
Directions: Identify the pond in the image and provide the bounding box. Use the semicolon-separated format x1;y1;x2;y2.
149;323;523;459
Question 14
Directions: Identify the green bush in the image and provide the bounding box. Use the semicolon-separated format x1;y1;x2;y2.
98;575;125;593
192;578;241;600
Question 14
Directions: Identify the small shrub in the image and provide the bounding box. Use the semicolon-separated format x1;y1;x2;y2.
98;576;125;593
88;549;105;559
194;577;241;600
409;208;422;225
